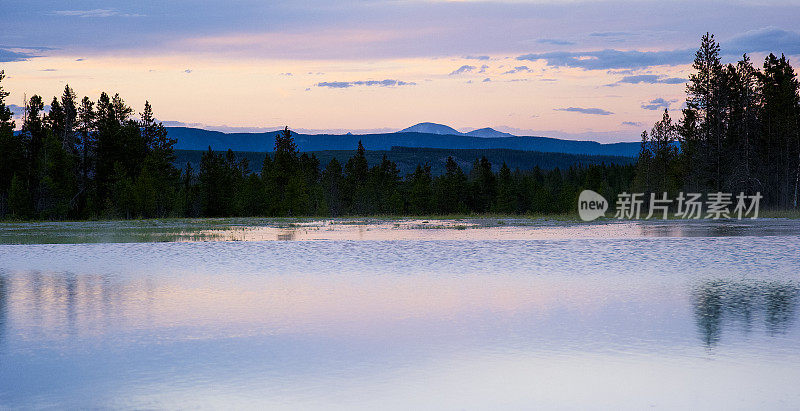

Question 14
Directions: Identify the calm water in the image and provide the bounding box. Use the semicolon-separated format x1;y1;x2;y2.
1;219;799;409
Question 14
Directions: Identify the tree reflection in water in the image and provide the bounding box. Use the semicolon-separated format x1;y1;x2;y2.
0;274;6;347
693;280;799;347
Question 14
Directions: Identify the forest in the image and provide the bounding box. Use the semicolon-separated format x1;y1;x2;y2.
635;34;800;209
173;147;635;178
0;33;797;220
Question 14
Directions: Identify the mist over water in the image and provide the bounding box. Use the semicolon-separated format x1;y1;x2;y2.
1;220;799;409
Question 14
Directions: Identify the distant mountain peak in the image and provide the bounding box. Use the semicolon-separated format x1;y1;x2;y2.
398;122;462;136
398;123;515;138
464;127;515;138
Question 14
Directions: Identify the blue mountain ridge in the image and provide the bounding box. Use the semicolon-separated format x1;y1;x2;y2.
167;125;640;157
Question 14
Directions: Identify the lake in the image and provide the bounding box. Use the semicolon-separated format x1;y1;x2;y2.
1;218;798;409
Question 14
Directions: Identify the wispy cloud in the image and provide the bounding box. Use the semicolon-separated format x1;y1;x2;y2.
317;79;416;88
52;9;143;18
4;2;797;63
590;32;632;38
537;38;574;46
622;121;644;127
518;49;693;70
727;26;800;55
449;65;476;75
503;65;531;75
641;97;676;110
0;49;38;62
607;74;686;86
555;107;614;115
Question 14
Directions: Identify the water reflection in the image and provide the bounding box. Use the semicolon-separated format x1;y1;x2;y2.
0;271;158;343
693;280;799;347
0;274;6;346
1;231;799;408
640;221;778;237
4;269;798;353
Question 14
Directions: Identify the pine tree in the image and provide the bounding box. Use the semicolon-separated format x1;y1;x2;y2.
8;174;30;218
271;126;300;214
495;162;516;213
434;156;467;214
407;164;433;214
649;109;678;194
76;96;95;215
633;131;653;197
22;95;47;174
344;141;370;214
0;71;13;134
137;101;179;217
470;156;495;212
725;55;760;194
758;54;800;207
0;71;23;216
322;158;344;216
374;154;402;214
58;85;78;155
198;147;226;216
180;161;200;217
683;32;725;191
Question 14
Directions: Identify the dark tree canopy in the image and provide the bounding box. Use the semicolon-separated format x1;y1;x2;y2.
644;34;800;209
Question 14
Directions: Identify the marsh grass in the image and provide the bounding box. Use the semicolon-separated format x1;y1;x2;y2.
1;210;798;244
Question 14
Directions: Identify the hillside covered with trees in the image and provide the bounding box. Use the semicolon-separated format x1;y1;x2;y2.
0;34;798;220
165;125;642;156
174;147;634;178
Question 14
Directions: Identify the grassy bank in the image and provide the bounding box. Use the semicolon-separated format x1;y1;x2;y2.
2;208;799;225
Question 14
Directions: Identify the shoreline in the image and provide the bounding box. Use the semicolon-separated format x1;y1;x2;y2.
2;216;800;244
1;208;798;224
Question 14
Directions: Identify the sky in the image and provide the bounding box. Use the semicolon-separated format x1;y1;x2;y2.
2;0;800;142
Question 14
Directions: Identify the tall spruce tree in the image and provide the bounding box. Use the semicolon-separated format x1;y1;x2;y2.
649;109;678;194
344;141;369;214
270;126;301;215
682;32;724;191
758;54;800;207
322;158;344;216
726;55;760;194
0;71;22;217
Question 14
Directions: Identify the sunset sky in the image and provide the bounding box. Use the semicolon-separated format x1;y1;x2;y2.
2;0;800;142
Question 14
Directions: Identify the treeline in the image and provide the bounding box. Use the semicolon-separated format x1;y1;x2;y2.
0;74;178;219
636;33;800;209
184;128;634;217
174;147;635;178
